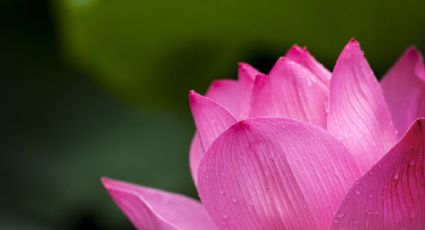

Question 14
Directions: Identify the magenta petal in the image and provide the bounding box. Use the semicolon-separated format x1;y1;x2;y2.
381;47;425;137
189;133;203;185
330;119;425;229
238;63;261;119
285;45;331;88
249;58;328;127
205;79;241;116
198;118;361;230
189;90;237;151
101;178;217;230
327;39;398;173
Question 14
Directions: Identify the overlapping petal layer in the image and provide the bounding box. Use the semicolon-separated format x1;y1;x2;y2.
381;47;425;137
102;178;217;230
249;58;328;127
238;63;261;119
330;119;425;229
285;45;331;89
328;39;398;173
189;91;237;182
104;40;425;230
198;118;361;230
205;79;241;116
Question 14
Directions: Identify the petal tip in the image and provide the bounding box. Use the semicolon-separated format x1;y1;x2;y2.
405;46;423;60
348;38;359;45
188;90;202;102
287;44;304;54
101;177;115;189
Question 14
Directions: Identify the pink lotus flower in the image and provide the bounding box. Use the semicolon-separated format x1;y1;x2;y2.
102;39;425;229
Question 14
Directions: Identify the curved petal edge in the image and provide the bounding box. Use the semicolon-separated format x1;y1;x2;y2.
101;177;217;230
331;119;425;229
198;118;361;230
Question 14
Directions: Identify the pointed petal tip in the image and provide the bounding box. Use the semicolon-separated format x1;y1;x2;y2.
101;177;118;189
405;46;423;59
100;176;110;185
238;62;249;68
188;89;196;96
287;44;306;55
209;79;233;89
348;38;359;45
344;38;362;53
188;90;203;102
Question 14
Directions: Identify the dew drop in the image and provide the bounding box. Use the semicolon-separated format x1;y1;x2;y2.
222;214;230;221
394;173;400;181
336;212;345;218
307;80;312;86
355;190;361;195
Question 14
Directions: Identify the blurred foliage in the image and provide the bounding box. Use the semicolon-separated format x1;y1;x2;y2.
55;0;425;108
1;0;425;229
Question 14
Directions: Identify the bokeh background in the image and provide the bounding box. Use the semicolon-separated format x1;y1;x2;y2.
2;0;425;229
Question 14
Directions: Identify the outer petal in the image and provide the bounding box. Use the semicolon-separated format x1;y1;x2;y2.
189;90;237;150
205;79;241;116
249;58;328;127
189;91;237;182
330;119;425;229
381;47;425;137
327;39;398;173
189;133;203;185
198;118;362;230
285;45;331;89
102;178;217;230
238;63;261;119
189;80;239;184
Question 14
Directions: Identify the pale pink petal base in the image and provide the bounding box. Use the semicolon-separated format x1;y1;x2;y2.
331;119;425;229
102;178;217;230
198;118;361;230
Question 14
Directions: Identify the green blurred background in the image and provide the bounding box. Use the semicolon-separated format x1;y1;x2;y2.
1;0;425;229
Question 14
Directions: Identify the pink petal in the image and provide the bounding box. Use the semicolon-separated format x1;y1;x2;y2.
285;45;331;88
189;133;203;186
249;58;328;128
238;63;261;119
381;47;425;137
205;79;241;116
197;118;361;230
327;39;398;173
330;119;425;229
101;178;217;230
189;90;237;156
